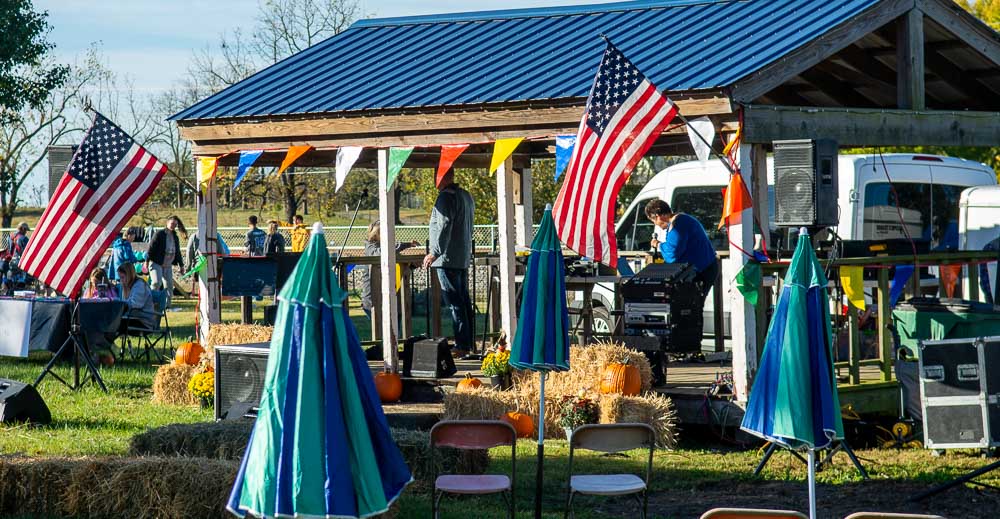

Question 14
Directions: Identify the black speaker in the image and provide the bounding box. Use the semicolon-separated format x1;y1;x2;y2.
0;379;51;425
215;343;270;420
773;138;839;227
402;336;457;378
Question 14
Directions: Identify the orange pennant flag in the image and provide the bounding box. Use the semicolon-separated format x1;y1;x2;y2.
436;144;469;188
276;145;313;177
718;171;753;229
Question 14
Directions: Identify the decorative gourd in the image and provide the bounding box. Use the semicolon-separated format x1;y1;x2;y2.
502;411;534;438
599;363;641;396
456;373;483;392
375;371;403;403
174;342;204;366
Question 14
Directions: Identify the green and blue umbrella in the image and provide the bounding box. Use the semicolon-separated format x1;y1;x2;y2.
741;229;843;519
227;223;412;519
509;205;570;519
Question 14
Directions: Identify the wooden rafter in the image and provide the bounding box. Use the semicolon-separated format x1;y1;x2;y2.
797;68;879;107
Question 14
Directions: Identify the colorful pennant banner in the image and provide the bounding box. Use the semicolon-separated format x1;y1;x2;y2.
686;116;716;163
385;147;414;191
234;150;263;191
336;146;363;192
196;157;218;193
276;145;313;177
889;264;915;307
718;171;753;229
736;261;761;305
489;138;523;175
840;266;866;310
437;144;469;188
554;135;576;180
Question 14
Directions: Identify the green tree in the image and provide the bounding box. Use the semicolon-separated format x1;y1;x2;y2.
960;0;1000;30
0;0;69;124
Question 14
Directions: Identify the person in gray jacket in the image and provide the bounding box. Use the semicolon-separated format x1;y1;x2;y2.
423;170;475;356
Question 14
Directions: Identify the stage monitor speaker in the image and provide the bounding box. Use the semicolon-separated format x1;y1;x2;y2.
773;138;839;227
215;343;270;421
0;379;51;425
402;336;457;378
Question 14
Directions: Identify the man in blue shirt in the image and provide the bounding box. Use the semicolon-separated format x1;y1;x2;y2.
645;199;719;298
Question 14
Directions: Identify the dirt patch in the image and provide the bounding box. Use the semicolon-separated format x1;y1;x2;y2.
599;479;1000;518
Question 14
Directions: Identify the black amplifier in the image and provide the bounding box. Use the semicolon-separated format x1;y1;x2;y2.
402;336;457;378
919;336;1000;449
621;263;698;303
622;263;703;353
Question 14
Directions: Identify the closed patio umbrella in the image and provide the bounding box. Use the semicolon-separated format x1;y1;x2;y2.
509;205;571;518
740;228;843;519
227;223;412;518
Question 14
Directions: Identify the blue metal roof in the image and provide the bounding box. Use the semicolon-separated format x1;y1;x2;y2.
171;0;881;121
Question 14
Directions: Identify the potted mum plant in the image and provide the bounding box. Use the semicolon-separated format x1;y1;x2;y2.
558;392;599;440
188;371;215;408
481;348;512;389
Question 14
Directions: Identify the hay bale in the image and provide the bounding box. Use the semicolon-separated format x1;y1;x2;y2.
151;363;199;406
0;456;238;519
443;388;564;439
599;393;678;449
202;323;273;369
130;420;254;460
512;341;652;400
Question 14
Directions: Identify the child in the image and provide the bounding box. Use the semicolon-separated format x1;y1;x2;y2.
84;267;117;299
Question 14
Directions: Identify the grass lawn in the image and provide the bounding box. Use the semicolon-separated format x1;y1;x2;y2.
3;294;1000;517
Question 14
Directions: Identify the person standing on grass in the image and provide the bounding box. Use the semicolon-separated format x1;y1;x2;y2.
423;169;476;358
263;220;286;255
244;215;267;256
146;216;185;309
107;227;139;283
290;214;309;253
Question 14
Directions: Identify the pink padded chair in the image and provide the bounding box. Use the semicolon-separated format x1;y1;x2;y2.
565;423;655;519
430;420;517;519
843;513;946;519
700;509;808;519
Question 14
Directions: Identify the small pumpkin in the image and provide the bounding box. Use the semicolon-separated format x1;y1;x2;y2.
175;342;205;366
599;362;641;396
98;353;115;367
456;373;483;392
502;411;534;438
375;371;403;403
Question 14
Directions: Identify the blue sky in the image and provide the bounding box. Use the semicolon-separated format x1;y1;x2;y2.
35;0;614;93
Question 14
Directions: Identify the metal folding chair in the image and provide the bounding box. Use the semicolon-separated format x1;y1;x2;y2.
430;420;517;519
700;509;808;519
120;288;173;362
565;423;655;519
843;513;945;519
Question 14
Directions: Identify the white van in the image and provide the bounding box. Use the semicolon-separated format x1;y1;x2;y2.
959;185;1000;303
580;154;997;342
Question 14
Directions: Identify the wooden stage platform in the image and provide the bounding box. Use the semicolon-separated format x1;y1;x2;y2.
373;358;902;430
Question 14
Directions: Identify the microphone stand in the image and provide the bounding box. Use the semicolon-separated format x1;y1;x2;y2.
333;189;368;284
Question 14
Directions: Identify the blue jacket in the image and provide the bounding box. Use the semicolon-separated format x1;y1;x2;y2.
107;237;137;281
659;213;717;272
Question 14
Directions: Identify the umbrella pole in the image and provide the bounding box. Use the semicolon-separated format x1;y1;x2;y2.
808;449;816;519
535;372;546;519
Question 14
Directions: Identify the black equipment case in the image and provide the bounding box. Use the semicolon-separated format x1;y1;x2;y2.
621;263;703;353
919;336;1000;449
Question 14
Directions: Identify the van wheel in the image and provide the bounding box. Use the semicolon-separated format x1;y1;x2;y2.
591;306;612;335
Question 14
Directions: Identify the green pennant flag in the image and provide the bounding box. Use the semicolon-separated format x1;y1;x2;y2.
385;147;414;191
736;261;762;305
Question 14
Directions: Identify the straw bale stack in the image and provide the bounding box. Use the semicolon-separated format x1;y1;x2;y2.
442;387;564;439
201;323;273;368
512;341;653;399
599;393;678;449
151;363;200;406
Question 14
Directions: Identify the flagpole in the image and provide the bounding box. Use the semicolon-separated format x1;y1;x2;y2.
808;449;817;519
535;371;546;519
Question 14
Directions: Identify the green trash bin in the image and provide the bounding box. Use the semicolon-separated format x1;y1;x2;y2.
892;297;1000;357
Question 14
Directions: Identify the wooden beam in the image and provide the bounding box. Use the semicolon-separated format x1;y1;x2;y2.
177;96;732;143
514;166;533;248
196;173;221;343
923;48;999;109
798;68;879;107
743;105;1000;147
833;44;899;87
496;157;518;341
897;8;926;110
730;142;761;403
919;0;1000;67
731;0;913;102
377;149;400;372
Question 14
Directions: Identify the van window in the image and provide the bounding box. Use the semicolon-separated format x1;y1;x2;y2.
616;198;656;252
671;187;729;251
862;182;965;249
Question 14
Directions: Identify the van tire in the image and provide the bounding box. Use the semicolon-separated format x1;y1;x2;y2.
591;306;612;335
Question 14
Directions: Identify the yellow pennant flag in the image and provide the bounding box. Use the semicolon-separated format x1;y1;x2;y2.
196;157;218;193
489;138;524;175
276;145;313;177
840;266;866;310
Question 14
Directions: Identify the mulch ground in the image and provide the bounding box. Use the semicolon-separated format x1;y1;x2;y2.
600;480;999;518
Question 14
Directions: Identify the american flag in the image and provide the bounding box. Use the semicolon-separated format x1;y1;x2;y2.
20;112;167;297
553;42;679;266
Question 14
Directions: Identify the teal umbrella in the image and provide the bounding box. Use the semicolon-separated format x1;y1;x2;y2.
228;223;412;518
741;229;843;519
509;205;570;518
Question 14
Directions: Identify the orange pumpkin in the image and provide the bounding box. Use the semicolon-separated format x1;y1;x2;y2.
502;411;534;438
599;363;641;396
98;353;115;367
375;371;403;403
456;373;483;392
175;342;205;366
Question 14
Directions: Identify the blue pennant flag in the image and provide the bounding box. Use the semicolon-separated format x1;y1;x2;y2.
234;150;264;191
554;135;576;180
889;264;915;308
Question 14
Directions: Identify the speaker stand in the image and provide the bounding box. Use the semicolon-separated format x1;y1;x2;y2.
912;458;1000;501
753;440;868;480
34;302;108;393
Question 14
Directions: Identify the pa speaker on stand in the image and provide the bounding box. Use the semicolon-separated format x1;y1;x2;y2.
0;379;51;425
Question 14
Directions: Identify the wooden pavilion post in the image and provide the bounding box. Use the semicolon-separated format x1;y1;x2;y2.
196;174;221;343
377;150;400;372
730;142;761;402
514;165;534;247
496;157;518;340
